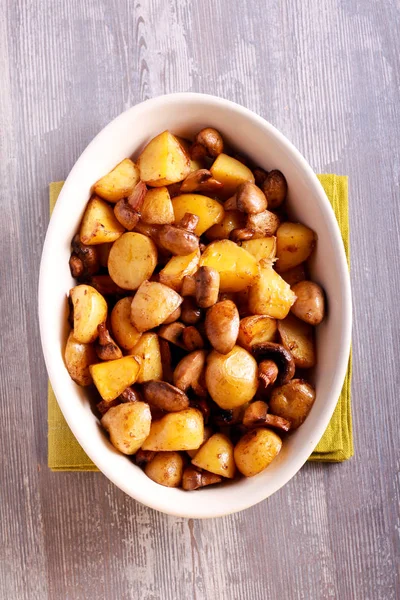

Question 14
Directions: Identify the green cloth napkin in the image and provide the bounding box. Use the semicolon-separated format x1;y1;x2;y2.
48;175;353;470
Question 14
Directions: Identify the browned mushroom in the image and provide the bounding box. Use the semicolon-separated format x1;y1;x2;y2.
242;401;291;432
87;275;125;296
158;213;199;255
224;195;238;211
180;297;203;325
119;386;143;403
230;228;255;242
246;210;280;237
181;274;196;297
258;360;279;389
158;322;186;348
182;466;222;490
253;167;268;187
95;323;123;361
236;182;267;214
97;397;121;415
69;234;100;279
141;381;189;412
135;449;156;468
180;169;223;194
182;326;205;351
191;128;224;159
114;180;147;230
189;398;211;423
158;338;173;383
173;350;206;393
291;281;325;325
262;170;287;209
205;300;239;354
251;342;295;385
195;266;220;308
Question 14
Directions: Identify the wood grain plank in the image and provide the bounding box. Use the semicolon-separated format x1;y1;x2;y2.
0;0;399;598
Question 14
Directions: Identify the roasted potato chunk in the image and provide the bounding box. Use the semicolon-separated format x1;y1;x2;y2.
90;355;142;401
205;345;258;409
80;196;125;245
269;379;316;429
64;331;97;386
277;314;316;368
237;315;277;351
141;408;204;451
200;240;258;292
205;210;245;241
69;284;108;344
210;153;255;198
145;452;184;487
101;402;151;455
130;281;183;332
128;332;162;383
234;429;282;477
138;130;191;186
110;297;142;350
240;237;276;262
192;433;236;478
159;249;200;292
93;158;140;203
108;232;157;290
172;194;224;236
276;222;316;272
248;263;296;319
141;187;175;225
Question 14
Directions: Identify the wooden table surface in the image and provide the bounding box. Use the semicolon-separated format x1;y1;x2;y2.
1;0;399;598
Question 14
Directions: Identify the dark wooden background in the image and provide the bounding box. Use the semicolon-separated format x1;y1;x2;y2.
1;0;399;598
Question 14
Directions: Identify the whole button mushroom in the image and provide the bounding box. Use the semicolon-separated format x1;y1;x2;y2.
205;300;240;355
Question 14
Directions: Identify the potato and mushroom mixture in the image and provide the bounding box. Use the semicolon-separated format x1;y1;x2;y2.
65;127;325;490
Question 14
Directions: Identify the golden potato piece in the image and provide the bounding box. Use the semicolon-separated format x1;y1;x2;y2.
145;451;184;487
70;284;108;344
130;281;183;332
141;408;204;451
64;331;97;386
108;232;157;290
141;187;175;225
192;433;236;478
172;194;224;236
210;153;255;198
80;196;125;245
277;314;316;368
241;237;276;262
128;332;162;383
276;222;316;272
93;158;140;203
248;264;296;319
101;402;151;455
234;429;282;477
205;345;258;409
237;315;277;351
110;297;142;350
138;130;191;186
90;355;141;401
206;210;245;241
199;240;258;292
269;379;316;429
159;249;200;292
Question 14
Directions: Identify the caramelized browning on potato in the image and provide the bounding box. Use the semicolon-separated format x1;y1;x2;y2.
145;451;184;487
130;281;183;332
192;433;236;478
93;158;140;202
101;402;151;455
80;196;125;245
234;428;282;477
141;408;204;452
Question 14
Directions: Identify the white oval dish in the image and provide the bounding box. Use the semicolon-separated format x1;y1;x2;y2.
39;93;351;518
